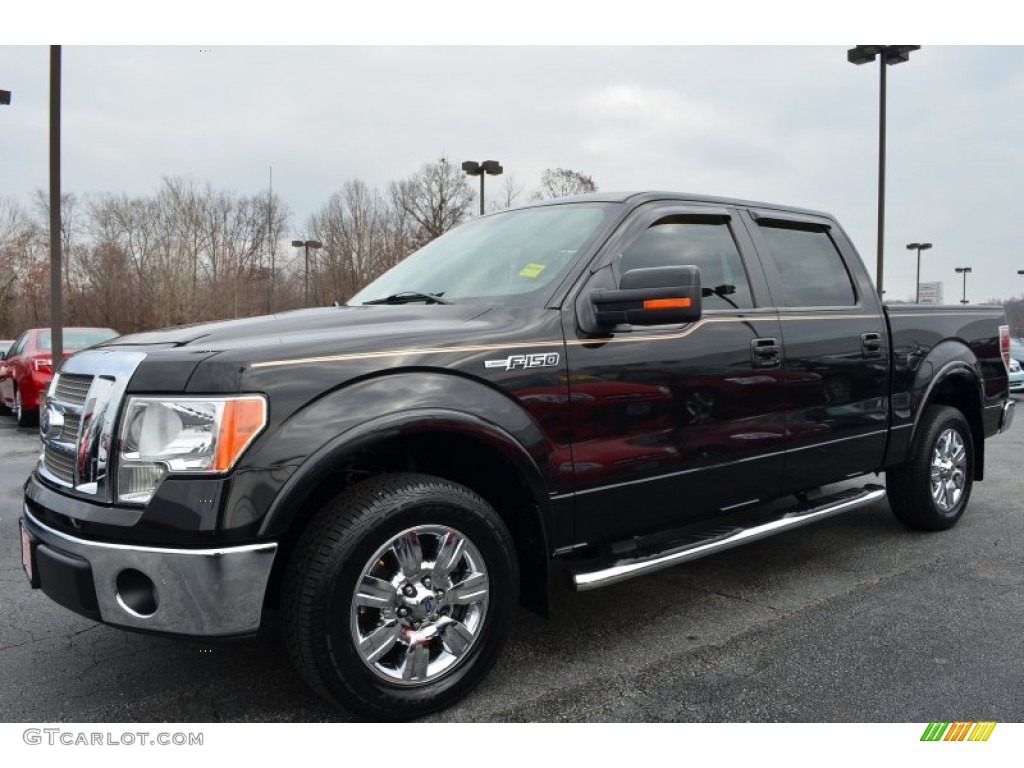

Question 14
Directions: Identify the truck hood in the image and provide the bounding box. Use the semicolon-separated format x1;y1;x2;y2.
104;304;491;352
96;303;562;396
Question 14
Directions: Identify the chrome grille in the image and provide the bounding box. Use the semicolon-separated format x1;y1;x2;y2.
59;413;81;442
43;446;76;485
37;350;147;501
53;374;94;405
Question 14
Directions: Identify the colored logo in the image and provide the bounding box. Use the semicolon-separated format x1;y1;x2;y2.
920;721;997;742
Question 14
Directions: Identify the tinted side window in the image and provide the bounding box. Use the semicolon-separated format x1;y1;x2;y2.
616;217;754;310
757;224;856;307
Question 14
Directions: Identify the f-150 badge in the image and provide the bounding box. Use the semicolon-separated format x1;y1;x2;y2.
485;353;560;371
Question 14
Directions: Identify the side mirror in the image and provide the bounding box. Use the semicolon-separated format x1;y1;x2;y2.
587;266;703;331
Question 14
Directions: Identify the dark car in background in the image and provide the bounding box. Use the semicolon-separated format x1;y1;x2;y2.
0;327;119;426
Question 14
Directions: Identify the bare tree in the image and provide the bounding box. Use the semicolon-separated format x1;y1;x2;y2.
488;174;525;212
0;197;39;335
87;193;161;330
75;241;133;330
220;193;269;318
159;176;208;318
257;187;289;314
309;180;394;303
3;159;537;334
378;195;417;275
534;168;599;199
389;157;474;247
31;189;83;322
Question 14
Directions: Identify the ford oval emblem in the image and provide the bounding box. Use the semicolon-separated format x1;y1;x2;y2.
41;406;65;440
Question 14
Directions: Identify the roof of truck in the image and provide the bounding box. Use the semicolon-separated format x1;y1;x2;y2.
530;191;833;220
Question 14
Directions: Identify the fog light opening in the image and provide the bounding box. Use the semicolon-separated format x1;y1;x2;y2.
115;569;159;618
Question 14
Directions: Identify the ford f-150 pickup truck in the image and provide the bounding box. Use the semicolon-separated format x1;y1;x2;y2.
19;192;1015;719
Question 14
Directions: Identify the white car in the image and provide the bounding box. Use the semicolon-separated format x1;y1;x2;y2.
1009;357;1024;393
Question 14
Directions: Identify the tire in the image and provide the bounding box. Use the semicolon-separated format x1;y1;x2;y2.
14;387;37;428
283;472;518;719
887;405;974;531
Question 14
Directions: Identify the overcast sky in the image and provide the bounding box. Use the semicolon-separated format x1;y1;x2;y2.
2;42;1022;303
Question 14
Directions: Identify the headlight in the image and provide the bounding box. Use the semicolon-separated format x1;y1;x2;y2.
117;395;267;504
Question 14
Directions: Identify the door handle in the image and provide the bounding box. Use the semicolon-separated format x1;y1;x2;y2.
861;332;883;358
751;337;781;368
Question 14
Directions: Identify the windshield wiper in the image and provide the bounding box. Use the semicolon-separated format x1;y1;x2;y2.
362;291;452;306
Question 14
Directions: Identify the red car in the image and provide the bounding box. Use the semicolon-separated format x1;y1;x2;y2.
0;327;118;427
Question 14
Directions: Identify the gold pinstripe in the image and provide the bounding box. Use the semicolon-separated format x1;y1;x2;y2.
249;313;885;370
887;312;1002;318
778;314;882;320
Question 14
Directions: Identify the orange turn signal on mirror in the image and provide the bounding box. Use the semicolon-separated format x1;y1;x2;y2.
643;297;691;310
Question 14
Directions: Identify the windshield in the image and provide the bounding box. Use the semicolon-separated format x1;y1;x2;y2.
349;203;617;306
38;328;118;351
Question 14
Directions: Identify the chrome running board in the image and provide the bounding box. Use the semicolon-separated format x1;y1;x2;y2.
570;484;886;591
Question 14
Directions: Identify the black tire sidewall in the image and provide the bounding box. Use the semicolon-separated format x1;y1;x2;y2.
302;479;517;718
15;389;32;428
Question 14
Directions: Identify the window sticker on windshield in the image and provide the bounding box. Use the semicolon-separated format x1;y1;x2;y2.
519;263;547;278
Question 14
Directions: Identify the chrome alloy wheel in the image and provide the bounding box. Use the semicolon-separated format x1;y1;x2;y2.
350;525;489;686
930;427;967;512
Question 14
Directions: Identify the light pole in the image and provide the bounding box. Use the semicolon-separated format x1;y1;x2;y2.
49;46;64;370
291;239;322;306
847;45;921;298
462;160;503;215
906;242;932;303
955;266;972;305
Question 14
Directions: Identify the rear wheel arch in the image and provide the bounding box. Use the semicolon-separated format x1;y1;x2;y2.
888;404;974;530
910;361;985;481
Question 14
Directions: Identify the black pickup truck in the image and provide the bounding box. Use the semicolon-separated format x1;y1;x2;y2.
20;192;1014;718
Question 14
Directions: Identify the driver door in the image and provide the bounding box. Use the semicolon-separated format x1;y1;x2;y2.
563;204;787;546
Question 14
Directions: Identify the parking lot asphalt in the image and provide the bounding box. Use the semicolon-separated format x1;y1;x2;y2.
1;401;1022;722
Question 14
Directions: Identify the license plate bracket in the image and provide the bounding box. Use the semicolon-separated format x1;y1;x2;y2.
20;520;37;587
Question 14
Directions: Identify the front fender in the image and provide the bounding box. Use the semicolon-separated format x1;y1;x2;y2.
246;372;557;542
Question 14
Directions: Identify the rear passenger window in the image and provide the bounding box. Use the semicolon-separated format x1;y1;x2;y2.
616;216;754;310
757;224;856;307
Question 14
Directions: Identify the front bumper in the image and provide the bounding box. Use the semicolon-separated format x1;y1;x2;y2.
21;508;277;638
